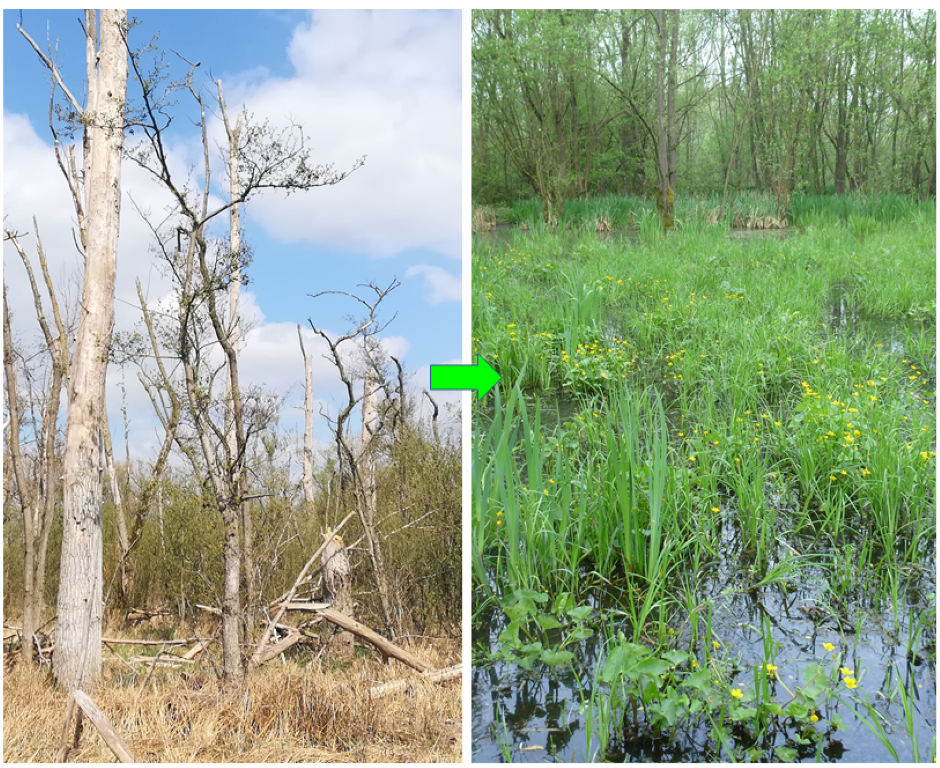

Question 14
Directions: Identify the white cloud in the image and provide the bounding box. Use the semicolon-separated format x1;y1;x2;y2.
4;10;461;462
227;10;461;259
404;264;461;305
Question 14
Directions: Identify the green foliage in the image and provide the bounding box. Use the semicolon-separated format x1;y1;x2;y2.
474;10;937;205
473;203;934;760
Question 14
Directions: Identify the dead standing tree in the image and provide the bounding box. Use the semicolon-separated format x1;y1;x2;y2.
124;50;362;684
2;250;69;664
308;280;401;637
14;9;130;691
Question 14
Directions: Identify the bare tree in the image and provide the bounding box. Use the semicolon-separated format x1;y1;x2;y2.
2;232;69;664
18;9;132;691
125;53;362;684
307;280;400;636
297;324;316;515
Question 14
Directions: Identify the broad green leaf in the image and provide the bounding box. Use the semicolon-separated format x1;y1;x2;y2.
662;650;688;666
635;657;671;677
540;649;575;667
536;613;563;630
513;587;549;604
566;605;593;622
682;670;711;691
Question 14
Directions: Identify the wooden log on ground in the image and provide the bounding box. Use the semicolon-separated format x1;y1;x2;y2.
71;690;136;763
181;640;209;661
102;637;205;646
247;510;356;672
283;605;432;672
369;663;462;698
126;655;195;666
251;628;304;667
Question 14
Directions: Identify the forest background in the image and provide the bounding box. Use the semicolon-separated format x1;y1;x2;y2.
472;9;935;220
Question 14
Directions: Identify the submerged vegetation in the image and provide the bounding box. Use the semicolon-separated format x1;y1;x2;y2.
471;194;936;762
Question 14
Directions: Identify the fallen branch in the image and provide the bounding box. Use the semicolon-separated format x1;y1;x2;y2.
248;510;356;672
127;655;195;667
71;690;136;763
102;637;208;646
369;663;462;698
250;628;305;667
283;605;432;673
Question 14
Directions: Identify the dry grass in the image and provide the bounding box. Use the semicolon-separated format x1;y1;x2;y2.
4;639;461;763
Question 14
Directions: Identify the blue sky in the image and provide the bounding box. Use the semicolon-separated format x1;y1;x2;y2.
4;10;463;460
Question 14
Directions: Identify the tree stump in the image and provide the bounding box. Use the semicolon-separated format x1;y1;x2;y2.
321;529;354;658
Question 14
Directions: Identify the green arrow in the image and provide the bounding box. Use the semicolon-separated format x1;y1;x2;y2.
430;356;501;400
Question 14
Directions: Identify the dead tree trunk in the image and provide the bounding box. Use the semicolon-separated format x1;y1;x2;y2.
3;228;70;665
298;324;316;515
307;282;400;637
55;9;128;691
321;529;354;657
358;366;397;635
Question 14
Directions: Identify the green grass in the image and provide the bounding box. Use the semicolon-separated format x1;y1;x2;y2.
472;192;935;761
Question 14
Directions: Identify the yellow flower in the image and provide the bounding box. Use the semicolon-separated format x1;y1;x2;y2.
810;713;819;723
844;677;858;689
711;507;720;512
496;520;502;526
840;667;853;676
731;688;743;698
712;640;721;649
823;642;835;652
766;663;777;673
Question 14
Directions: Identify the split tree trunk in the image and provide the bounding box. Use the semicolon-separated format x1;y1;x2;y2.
321;530;354;657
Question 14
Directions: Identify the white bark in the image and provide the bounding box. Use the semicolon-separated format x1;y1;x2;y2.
298;325;316;512
55;9;128;691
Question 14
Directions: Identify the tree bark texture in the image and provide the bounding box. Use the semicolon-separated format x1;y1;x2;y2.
321;529;354;657
55;9;127;692
359;366;398;636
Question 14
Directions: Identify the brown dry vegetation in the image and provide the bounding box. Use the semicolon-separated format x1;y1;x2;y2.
4;638;461;763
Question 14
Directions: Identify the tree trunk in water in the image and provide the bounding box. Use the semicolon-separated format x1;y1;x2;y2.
654;10;676;231
55;9;127;692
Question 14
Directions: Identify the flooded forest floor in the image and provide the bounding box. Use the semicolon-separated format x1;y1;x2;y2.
471;199;936;762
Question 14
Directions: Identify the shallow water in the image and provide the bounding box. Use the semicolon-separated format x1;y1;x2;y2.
473;230;936;762
472;504;936;763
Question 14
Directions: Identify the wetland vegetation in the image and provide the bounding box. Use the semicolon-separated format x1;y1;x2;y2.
471;195;935;762
471;8;935;762
471;9;936;762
